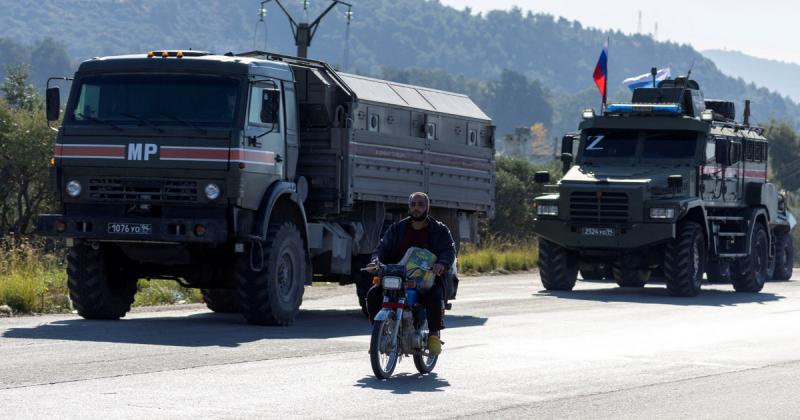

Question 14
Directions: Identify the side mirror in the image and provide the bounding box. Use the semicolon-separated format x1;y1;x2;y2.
260;89;280;124
534;171;550;184
561;135;575;154
46;87;60;121
561;152;574;174
715;138;732;166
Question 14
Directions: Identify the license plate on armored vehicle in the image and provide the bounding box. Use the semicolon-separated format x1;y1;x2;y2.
581;227;615;237
107;223;153;235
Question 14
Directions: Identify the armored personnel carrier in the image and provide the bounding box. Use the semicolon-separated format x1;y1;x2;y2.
533;77;795;296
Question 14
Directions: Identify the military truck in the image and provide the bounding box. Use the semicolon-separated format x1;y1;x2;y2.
38;50;495;324
533;77;795;296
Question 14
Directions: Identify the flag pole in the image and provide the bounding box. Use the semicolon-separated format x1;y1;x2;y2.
602;36;609;115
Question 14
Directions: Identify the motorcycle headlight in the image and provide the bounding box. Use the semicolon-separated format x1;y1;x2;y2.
649;207;675;219
536;203;559;217
66;180;82;197
382;276;402;290
204;183;221;200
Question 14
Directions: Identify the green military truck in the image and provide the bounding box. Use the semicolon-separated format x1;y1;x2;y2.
533;77;795;296
38;50;495;324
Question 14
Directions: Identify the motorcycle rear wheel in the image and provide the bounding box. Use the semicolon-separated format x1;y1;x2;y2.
370;318;398;379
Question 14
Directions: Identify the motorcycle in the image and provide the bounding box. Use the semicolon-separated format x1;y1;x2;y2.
366;261;439;379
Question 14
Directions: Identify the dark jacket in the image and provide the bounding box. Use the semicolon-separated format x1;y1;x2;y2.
371;216;456;268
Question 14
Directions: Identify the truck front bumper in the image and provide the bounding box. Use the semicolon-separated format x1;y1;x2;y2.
37;214;228;244
534;218;675;250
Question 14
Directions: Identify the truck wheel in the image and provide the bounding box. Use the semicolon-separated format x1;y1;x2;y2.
538;238;578;291
236;222;306;326
706;261;732;284
612;267;649;287
772;231;793;281
67;244;137;320
732;223;769;292
664;222;705;297
201;288;240;313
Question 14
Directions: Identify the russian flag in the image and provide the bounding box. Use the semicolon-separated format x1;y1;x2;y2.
622;68;672;90
593;39;609;104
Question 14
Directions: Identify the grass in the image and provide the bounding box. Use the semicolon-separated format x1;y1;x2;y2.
458;242;538;275
0;239;203;315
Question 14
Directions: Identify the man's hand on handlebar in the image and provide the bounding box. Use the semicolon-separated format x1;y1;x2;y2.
364;260;379;273
432;263;446;276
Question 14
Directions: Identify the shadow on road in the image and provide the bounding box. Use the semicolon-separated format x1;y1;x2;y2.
539;286;785;307
354;372;450;394
2;308;487;348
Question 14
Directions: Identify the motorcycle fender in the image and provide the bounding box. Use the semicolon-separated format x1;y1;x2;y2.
374;309;392;322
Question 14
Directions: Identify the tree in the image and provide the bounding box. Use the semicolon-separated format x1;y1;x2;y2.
766;120;800;191
0;68;55;236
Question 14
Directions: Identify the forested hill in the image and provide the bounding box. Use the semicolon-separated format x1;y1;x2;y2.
1;0;798;135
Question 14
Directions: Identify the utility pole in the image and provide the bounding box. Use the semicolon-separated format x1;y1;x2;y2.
269;0;353;58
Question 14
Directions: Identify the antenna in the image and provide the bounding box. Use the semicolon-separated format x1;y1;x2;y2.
342;7;353;71
654;21;658;41
269;0;353;58
637;10;642;34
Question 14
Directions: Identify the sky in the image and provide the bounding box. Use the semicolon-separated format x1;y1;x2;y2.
438;0;800;65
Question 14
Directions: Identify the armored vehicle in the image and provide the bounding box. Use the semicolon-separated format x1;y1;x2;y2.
533;77;795;296
38;50;495;324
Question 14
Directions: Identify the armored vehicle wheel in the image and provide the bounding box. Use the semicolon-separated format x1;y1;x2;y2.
538;238;578;291
732;223;769;292
201;288;239;313
772;231;793;281
236;222;306;326
706;261;732;284
67;244;137;320
664;222;705;297
612;267;649;287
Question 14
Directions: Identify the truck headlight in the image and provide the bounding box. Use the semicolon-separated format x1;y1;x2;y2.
66;180;82;197
204;183;221;200
649;207;675;219
536;203;559;217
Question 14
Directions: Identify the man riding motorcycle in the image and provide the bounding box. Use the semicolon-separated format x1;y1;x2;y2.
365;192;456;355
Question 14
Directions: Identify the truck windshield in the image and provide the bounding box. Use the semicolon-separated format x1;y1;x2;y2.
582;130;637;159
69;74;240;126
642;131;698;158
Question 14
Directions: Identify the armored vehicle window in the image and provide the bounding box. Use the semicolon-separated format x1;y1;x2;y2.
582;130;637;158
69;74;240;126
642;131;697;159
744;140;767;162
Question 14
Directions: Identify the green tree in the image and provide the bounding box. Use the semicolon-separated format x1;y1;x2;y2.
0;68;55;235
766;120;800;191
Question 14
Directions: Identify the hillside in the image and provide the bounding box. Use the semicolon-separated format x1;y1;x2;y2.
703;49;800;102
1;0;799;136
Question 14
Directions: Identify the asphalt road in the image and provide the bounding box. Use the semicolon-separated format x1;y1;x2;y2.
2;272;800;419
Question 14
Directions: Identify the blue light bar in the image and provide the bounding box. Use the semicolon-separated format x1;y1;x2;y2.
606;103;682;114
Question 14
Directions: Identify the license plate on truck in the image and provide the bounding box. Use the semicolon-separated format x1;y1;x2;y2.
107;223;153;235
581;227;615;237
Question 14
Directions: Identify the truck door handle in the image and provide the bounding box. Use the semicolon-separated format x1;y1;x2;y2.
274;154;283;163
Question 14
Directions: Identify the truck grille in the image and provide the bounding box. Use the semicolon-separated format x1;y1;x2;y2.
569;191;628;222
88;178;198;203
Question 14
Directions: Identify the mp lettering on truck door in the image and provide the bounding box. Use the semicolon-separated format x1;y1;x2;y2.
128;143;159;160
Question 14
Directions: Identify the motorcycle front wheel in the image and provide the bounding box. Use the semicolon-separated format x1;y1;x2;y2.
370;318;398;379
413;321;438;374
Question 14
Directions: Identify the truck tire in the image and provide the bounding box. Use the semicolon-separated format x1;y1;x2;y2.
236;222;306;326
706;261;732;284
772;231;793;281
664;222;705;297
732;223;769;292
612;267;649;287
201;288;240;313
67;244;137;320
538;238;578;291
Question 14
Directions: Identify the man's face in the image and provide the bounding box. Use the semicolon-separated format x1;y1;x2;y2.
409;196;428;221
